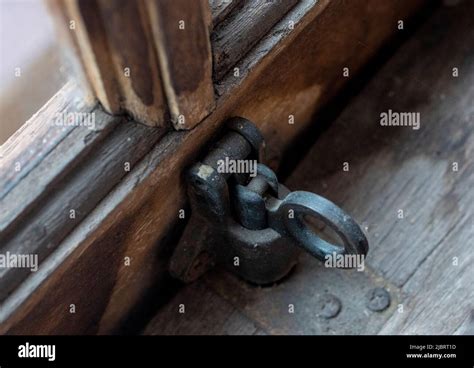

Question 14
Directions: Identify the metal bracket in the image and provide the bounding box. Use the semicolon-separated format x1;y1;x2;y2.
169;117;368;285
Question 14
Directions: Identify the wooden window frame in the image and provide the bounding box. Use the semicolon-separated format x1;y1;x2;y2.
0;0;428;334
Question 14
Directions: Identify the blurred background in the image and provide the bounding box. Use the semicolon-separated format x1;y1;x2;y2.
0;0;65;144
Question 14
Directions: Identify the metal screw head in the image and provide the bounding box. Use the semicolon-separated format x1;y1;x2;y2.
318;294;342;319
366;287;391;312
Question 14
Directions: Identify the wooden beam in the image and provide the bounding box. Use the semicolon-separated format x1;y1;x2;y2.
0;0;429;334
47;0;168;127
145;0;215;130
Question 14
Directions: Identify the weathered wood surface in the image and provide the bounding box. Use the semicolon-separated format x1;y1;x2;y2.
0;85;110;235
212;0;298;80
0;81;167;301
278;0;473;335
0;0;428;334
143;282;261;335
146;0;215;129
0;114;165;301
0;82;92;201
48;0;168;127
209;0;243;27
454;311;474;336
182;264;399;335
143;0;473;335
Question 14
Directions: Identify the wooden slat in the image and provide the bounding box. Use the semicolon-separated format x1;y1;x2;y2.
212;0;298;80
0;0;429;334
145;0;215;130
47;0;168;127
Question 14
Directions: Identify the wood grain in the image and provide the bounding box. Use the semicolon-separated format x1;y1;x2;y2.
282;0;474;334
0;81;167;301
145;0;215;130
0;88;112;237
168;263;399;335
0;0;428;334
209;0;243;27
0;81;93;201
143;282;260;335
379;212;473;334
212;0;298;80
286;0;474;288
0;115;165;301
47;0;168;127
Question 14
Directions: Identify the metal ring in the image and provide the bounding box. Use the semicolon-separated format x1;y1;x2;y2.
278;191;368;261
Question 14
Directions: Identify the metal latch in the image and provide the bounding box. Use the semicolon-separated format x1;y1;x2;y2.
169;117;368;285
